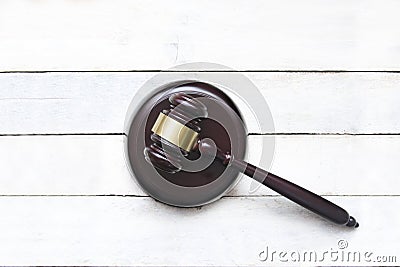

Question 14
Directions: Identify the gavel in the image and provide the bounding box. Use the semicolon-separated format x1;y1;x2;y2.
144;92;359;228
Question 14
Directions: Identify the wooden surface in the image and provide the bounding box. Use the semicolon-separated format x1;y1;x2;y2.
1;72;400;134
0;196;398;266
1;135;399;196
0;0;399;266
1;0;400;71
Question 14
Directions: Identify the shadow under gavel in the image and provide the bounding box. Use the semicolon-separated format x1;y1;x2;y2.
144;93;359;228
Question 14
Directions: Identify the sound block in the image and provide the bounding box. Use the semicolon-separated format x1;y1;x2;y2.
125;82;247;207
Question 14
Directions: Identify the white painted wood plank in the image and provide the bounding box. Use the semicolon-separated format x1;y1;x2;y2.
1;135;399;196
1;0;400;71
0;135;142;196
1;72;400;134
0;196;397;266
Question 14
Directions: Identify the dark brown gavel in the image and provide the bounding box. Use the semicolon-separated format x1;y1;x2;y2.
144;93;359;228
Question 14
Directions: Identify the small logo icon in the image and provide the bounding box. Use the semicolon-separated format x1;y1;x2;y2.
337;239;348;249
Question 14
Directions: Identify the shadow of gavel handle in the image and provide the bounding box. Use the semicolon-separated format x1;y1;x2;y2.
200;139;359;228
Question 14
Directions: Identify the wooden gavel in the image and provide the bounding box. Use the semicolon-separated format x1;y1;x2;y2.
144;92;359;228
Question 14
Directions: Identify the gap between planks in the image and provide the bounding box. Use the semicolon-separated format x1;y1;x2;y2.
0;195;398;197
1;70;400;73
1;133;400;136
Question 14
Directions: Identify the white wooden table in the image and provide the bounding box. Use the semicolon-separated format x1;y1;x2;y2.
0;1;399;266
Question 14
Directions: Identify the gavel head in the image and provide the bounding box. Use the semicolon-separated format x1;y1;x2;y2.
144;92;209;173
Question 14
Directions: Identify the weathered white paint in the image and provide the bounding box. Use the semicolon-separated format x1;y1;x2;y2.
1;0;400;71
1;72;400;134
0;196;397;266
0;135;399;196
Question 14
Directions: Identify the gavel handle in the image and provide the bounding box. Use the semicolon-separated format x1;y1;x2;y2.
228;159;359;228
198;139;359;228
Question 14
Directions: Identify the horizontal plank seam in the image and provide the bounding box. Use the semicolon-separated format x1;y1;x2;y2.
248;133;400;136
0;266;221;267
0;194;397;197
1;133;400;137
0;133;127;136
1;70;400;73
